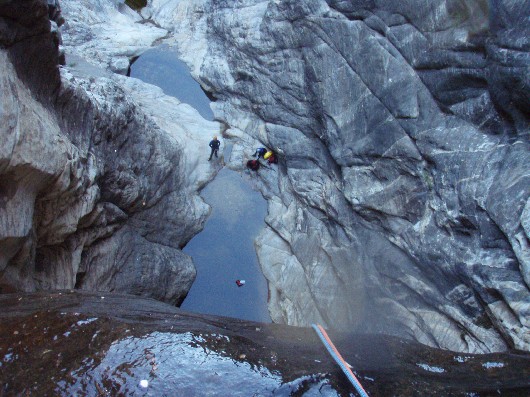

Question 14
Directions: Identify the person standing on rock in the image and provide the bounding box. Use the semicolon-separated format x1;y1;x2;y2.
264;150;278;164
208;135;220;161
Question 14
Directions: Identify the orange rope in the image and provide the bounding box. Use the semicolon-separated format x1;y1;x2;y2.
312;324;369;397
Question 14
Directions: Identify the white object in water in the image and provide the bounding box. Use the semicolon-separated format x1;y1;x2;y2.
139;380;149;388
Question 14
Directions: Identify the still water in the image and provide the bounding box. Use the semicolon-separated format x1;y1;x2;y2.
181;168;271;322
130;47;270;322
129;46;214;120
56;331;337;396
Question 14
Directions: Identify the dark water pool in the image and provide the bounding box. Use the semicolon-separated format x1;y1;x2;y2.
129;46;214;120
129;48;270;322
181;168;271;322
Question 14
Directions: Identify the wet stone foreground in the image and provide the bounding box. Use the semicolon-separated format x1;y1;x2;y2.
1;292;529;396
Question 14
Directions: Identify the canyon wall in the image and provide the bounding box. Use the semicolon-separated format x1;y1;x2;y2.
0;0;220;305
144;0;529;352
1;0;528;353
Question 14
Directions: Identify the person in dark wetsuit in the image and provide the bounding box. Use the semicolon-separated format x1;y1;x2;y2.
208;135;220;161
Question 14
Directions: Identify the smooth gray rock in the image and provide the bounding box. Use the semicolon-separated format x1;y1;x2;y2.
0;0;219;305
1;0;528;354
154;0;529;352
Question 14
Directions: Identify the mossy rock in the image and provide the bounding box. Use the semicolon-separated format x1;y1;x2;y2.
125;0;147;10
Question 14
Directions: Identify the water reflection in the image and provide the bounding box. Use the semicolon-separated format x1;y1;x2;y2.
129;46;214;120
181;169;271;323
1;304;529;397
55;332;338;396
129;46;269;322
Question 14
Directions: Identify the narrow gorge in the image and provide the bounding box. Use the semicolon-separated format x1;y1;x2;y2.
1;0;529;395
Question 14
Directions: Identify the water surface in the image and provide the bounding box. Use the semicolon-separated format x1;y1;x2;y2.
181;169;271;323
129;46;214;120
129;47;270;322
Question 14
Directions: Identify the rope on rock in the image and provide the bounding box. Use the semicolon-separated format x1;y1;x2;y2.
312;323;369;397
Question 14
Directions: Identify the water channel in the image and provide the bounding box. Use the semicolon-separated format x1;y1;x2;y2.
130;47;271;322
129;47;213;120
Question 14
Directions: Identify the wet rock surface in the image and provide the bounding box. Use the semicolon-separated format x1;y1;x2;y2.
1;291;529;396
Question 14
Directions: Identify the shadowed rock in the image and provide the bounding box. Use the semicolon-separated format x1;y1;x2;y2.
1;291;529;396
0;0;220;305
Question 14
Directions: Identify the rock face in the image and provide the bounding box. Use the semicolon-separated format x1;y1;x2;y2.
1;0;528;355
141;0;529;352
0;0;220;305
59;0;167;74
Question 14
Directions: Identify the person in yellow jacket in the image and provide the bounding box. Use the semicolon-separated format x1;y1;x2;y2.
264;150;278;164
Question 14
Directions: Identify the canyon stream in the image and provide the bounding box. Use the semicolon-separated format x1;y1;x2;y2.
130;47;271;322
